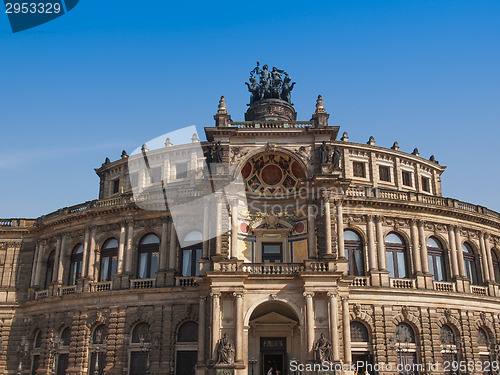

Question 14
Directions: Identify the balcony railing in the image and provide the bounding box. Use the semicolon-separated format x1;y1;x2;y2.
175;277;200;287
130;278;156;289
90;281;113;292
433;281;456;292
34;289;49;300
308;262;330;272
471;285;488;296
352;276;370;287
390;278;416;289
241;263;305;275
59;285;76;296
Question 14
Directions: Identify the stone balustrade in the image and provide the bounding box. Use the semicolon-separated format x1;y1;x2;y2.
130;278;156;289
90;281;113;292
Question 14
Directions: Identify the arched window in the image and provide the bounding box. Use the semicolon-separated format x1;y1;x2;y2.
492;251;500;283
69;244;84;285
32;330;42;375
56;327;71;374
178;321;198;342
44;251;55;289
60;327;71;347
385;233;408;279
182;232;202;277
34;330;42;349
462;243;479;285
395;323;418;375
175;321;198;375
478;328;488;346
137;234;159;279
89;325;106;375
130;322;152;375
427;237;446;281
344;230;365;276
440;325;459;375
440;325;456;345
100;238;118;281
350;321;369;342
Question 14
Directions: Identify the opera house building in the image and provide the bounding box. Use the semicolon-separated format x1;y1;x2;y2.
1;69;499;375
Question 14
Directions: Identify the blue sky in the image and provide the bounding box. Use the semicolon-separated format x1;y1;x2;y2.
1;0;499;217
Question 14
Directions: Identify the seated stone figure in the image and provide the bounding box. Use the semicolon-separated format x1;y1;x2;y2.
314;333;333;363
216;333;235;365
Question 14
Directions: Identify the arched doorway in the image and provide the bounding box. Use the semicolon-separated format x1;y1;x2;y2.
248;301;301;375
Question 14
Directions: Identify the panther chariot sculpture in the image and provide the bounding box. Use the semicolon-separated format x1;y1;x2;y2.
245;61;296;105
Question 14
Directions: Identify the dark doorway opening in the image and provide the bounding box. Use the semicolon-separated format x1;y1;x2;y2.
176;350;197;375
352;352;373;375
263;353;284;375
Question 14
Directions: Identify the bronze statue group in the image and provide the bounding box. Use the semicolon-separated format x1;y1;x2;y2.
245;62;296;105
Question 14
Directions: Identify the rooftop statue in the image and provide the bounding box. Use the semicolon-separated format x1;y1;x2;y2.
245;62;296;105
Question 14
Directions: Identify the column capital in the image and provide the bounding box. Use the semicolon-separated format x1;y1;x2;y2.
210;292;221;298
161;216;169;224
341;296;349;303
233;291;244;298
198;296;207;303
479;232;485;240
333;198;343;207
303;291;315;298
327;291;338;298
365;214;374;222
322;190;331;201
125;219;134;226
375;215;384;223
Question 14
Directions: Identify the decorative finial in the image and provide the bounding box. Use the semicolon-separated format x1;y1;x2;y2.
315;95;325;113
367;136;375;146
104;157;110;164
391;142;399;151
341;132;349;142
121;150;128;159
218;96;227;114
429;155;439;164
141;144;149;153
164;138;172;147
412;148;419;156
191;133;199;143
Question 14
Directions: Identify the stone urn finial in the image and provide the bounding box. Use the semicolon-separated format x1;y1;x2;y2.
315;95;326;113
218;96;227;114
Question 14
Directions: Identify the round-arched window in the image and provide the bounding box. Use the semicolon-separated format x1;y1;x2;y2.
177;321;198;342
61;327;71;347
427;237;446;281
492;251;500;283
34;330;42;349
69;244;84;286
92;325;106;345
462;243;479;285
385;233;408;279
440;325;456;345
478;328;488;346
395;323;415;343
344;230;364;276
100;238;118;282
350;321;369;342
131;322;151;343
137;234;159;279
45;251;55;289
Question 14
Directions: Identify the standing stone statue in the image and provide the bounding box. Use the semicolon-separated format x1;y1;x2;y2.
314;333;333;363
318;141;331;164
245;76;260;105
271;66;285;98
213;141;223;163
259;64;272;99
216;333;235;365
332;146;342;169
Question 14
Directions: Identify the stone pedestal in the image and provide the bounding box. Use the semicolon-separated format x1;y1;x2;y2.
245;98;297;122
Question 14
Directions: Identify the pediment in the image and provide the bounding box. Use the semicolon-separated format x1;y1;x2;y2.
250;311;298;325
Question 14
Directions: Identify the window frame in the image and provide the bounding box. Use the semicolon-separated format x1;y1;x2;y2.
68;244;84;286
181;245;202;277
427;237;446;281
344;229;365;276
462;242;479;285
353;161;367;178
379;165;391;182
99;238;118;282
137;234;160;279
402;170;413;187
385;233;408;279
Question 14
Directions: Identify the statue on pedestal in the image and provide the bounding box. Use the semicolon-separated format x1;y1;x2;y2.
314;333;333;363
216;333;235;365
318;141;331;165
332;146;342;169
245;62;296;105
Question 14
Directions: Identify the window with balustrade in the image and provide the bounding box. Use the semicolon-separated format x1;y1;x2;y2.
45;251;55;289
181;231;203;277
99;238;118;282
68;244;84;286
427;237;447;281
462;242;480;285
137;234;159;279
385;233;408;279
344;229;365;276
492;250;500;283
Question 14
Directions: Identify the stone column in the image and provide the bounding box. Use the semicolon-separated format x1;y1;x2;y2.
117;223;126;274
304;292;315;360
328;291;340;362
87;229;96;280
307;204;316;259
336;200;345;259
52;236;62;283
211;293;221;359
30;243;39;287
34;241;45;288
234;292;244;363
197;296;206;365
410;220;422;274
485;235;495;282
342;296;351;363
448;226;459;278
455;227;466;277
169;219;177;270
202;205;209;258
418;221;429;274
376;216;387;271
366;216;377;272
125;221;134;274
159;219;169;271
479;233;491;282
57;235;67;283
215;194;223;256
230;200;238;259
323;192;333;256
81;228;90;278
